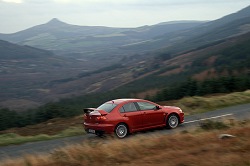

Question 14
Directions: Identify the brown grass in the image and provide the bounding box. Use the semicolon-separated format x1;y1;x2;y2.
1;121;250;166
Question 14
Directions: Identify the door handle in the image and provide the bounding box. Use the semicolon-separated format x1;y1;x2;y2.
123;114;127;117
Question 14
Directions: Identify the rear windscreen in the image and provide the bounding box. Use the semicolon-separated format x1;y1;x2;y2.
97;103;117;113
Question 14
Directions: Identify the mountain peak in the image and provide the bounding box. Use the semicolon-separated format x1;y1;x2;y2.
46;18;68;26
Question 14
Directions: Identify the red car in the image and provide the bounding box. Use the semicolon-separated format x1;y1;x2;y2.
83;99;184;138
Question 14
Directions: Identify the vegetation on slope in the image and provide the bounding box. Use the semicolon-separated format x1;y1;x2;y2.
191;36;250;72
150;75;250;102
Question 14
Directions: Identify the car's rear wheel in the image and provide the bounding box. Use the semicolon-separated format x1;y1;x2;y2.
166;114;179;129
115;123;128;138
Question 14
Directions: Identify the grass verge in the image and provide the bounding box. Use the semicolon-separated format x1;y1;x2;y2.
1;121;249;166
160;90;250;115
0;127;84;146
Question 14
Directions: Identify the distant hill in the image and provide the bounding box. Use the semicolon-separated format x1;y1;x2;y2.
0;19;204;55
207;5;250;28
123;5;250;53
0;18;125;43
0;40;53;59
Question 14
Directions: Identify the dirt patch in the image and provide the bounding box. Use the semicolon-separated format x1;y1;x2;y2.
159;67;183;76
135;89;160;99
192;68;217;80
204;55;217;66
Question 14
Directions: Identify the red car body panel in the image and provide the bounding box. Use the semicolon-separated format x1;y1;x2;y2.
83;99;184;135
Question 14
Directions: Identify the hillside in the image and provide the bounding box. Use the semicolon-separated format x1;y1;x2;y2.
0;40;53;59
0;40;105;110
117;31;250;98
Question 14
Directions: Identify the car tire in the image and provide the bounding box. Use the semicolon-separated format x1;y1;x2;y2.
115;123;128;139
166;114;179;129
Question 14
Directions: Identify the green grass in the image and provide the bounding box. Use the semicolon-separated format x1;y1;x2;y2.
0;127;85;146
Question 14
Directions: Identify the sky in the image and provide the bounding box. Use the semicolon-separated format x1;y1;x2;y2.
0;0;249;33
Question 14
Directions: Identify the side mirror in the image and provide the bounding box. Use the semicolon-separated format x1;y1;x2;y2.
155;105;161;110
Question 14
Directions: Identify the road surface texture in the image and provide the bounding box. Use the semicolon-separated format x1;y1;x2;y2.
0;103;249;160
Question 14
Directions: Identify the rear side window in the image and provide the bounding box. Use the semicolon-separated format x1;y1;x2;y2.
122;102;138;112
97;103;117;113
119;107;125;113
137;102;157;110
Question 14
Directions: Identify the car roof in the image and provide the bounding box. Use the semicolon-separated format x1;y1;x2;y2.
106;98;145;104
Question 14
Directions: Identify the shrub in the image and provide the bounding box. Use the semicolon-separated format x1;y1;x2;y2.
199;120;229;130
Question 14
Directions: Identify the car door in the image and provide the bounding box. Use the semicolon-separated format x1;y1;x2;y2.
119;102;143;130
136;101;165;127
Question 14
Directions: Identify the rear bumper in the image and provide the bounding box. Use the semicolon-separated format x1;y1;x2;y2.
83;122;115;134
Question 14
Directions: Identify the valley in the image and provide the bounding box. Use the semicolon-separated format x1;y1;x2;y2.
0;6;250;112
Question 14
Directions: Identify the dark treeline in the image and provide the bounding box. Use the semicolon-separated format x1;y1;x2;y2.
149;75;250;102
0;103;78;130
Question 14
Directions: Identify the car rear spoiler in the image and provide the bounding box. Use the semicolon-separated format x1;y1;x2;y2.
83;108;96;114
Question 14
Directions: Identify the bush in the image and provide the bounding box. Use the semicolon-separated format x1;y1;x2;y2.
199;120;229;130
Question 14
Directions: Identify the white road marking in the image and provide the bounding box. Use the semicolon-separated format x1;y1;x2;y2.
184;113;233;124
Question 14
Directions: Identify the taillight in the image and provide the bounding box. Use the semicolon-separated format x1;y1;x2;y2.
95;116;107;121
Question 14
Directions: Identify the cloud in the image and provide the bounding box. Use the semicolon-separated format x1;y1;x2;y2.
52;0;137;3
1;0;22;3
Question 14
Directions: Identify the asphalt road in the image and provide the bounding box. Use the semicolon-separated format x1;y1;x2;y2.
0;103;249;160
